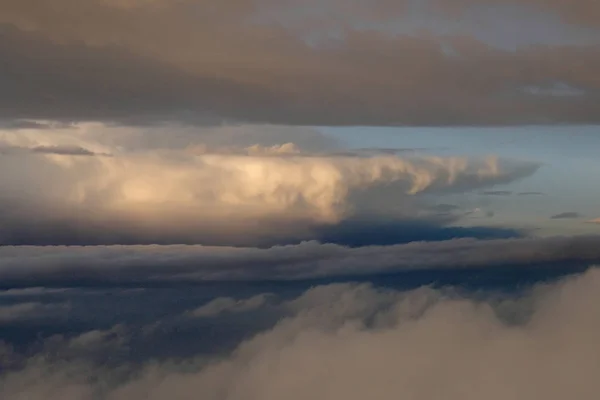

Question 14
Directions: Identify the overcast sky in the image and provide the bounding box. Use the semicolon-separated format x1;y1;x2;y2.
1;0;600;126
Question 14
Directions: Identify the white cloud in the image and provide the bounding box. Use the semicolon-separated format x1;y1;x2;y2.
0;123;539;245
0;123;339;154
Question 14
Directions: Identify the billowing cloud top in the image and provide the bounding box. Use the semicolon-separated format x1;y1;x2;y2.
0;0;599;125
0;124;538;245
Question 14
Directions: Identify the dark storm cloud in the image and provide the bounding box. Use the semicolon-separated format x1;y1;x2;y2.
0;0;599;126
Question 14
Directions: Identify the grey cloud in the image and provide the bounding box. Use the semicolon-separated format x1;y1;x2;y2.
62;326;129;354
0;268;578;366
522;82;586;97
0;1;600;126
0;25;266;125
0;120;76;130
517;191;545;196
1;235;600;285
30;145;103;156
430;203;461;213
0;288;69;297
551;212;583;219
480;190;513;196
0;302;70;323
0;145;107;156
443;0;600;27
188;294;277;318
2;268;600;399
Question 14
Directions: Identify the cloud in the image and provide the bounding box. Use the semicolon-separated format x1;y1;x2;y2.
443;0;600;27
0;124;539;246
1;235;600;286
431;203;461;213
64;325;129;353
188;294;277;318
587;218;600;224
0;302;69;323
480;190;512;196
0;120;75;130
551;212;583;219
310;218;520;247
0;1;599;125
522;82;586;97
29;145;103;156
517;191;545;196
0;122;339;154
0;144;108;156
2;268;600;399
0;288;69;297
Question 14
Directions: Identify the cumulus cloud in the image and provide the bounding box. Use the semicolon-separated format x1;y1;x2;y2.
1;235;599;286
0;0;599;125
0;123;538;245
2;268;600;399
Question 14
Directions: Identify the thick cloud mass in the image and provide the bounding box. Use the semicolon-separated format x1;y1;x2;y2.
0;3;596;396
1;268;600;399
0;0;599;125
0;124;538;245
1;235;599;285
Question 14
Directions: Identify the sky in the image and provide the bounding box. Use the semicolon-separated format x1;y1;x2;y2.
1;1;600;399
324;125;600;235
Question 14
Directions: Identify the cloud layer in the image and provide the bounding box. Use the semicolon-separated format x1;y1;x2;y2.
0;0;599;125
2;267;600;399
1;235;599;285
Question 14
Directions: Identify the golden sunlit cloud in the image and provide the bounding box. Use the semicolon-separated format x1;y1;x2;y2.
0;123;539;245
